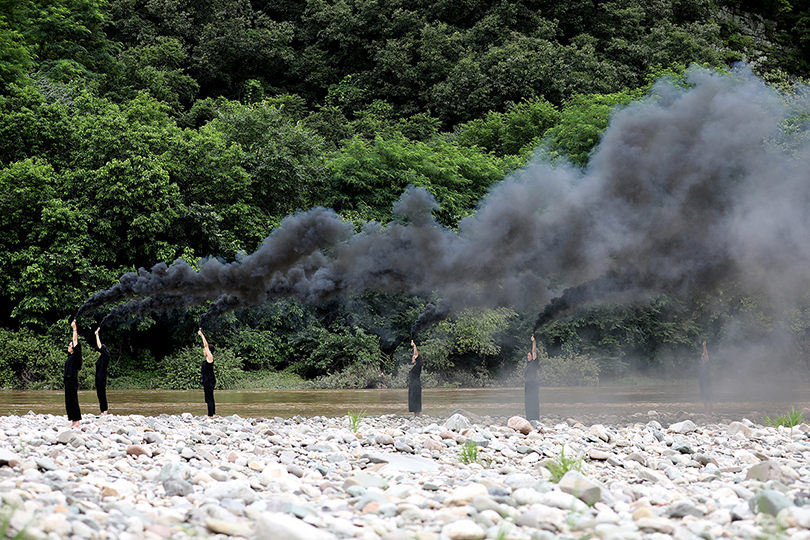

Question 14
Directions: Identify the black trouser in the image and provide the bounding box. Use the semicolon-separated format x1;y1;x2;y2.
408;383;421;413
524;382;540;421
96;376;108;413
203;381;215;416
64;376;81;421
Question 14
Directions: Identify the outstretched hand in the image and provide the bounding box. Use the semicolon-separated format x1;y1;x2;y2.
95;327;100;335
70;319;77;330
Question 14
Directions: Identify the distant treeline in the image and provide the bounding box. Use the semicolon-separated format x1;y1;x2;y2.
0;0;808;390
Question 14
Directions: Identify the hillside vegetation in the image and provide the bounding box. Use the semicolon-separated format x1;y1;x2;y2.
0;0;809;390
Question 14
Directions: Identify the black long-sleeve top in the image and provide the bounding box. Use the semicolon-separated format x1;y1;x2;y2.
95;346;109;379
64;342;82;378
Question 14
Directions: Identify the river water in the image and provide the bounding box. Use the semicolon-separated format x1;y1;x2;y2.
1;382;808;422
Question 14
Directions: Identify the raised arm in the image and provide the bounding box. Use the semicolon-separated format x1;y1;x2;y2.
531;334;537;361
198;328;213;362
70;319;78;347
411;339;419;360
702;340;709;362
94;327;102;349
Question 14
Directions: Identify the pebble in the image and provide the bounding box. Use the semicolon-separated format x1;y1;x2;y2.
0;410;808;540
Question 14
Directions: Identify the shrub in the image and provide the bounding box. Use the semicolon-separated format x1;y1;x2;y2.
388;361;440;389
0;328;67;389
106;349;160;389
229;328;283;370
291;326;383;379
304;361;393;389
501;348;601;387
159;346;243;390
537;351;600;386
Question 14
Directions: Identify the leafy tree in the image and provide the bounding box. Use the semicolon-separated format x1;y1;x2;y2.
541;89;643;166
229;328;282;370
67;156;184;266
0;82;76;168
417;307;517;373
324;134;509;226
429;36;624;124
107;0;295;99
190;3;294;98
10;0;116;83
454;98;560;156
0;20;33;90
290;325;383;379
210;99;328;218
102;36;199;112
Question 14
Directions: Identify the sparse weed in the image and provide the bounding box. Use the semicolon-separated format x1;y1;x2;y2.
347;410;366;433
0;505;30;540
765;407;803;429
458;439;479;465
545;444;585;483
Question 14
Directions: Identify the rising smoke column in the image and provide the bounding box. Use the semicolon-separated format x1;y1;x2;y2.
80;66;810;336
200;295;245;328
524;66;803;329
411;300;452;339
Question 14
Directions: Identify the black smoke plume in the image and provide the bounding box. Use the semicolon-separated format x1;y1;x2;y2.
100;294;206;327
532;269;648;331
411;300;452;339
77;206;353;319
79;66;810;341
200;295;245;328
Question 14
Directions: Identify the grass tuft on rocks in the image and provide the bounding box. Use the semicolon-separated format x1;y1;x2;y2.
546;444;585;482
765;407;803;428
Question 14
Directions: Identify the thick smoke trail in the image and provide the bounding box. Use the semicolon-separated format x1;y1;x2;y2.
411;300;452;339
531;269;646;332
200;295;245;328
81;66;810;341
76;207;353;319
100;294;205;326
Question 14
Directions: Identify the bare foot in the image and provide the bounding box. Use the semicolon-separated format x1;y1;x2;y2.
70;421;80;429
101;411;107;416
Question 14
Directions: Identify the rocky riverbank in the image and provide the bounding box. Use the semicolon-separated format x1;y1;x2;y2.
1;409;810;540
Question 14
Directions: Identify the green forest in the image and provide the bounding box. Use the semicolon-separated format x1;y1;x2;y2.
2;0;810;391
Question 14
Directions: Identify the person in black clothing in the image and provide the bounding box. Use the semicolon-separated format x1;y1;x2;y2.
94;327;110;416
524;334;539;422
198;328;216;419
699;340;713;418
64;319;82;428
408;340;422;417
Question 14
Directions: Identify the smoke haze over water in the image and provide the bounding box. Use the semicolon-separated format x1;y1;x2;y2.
82;66;810;346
